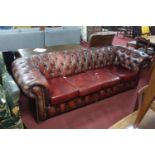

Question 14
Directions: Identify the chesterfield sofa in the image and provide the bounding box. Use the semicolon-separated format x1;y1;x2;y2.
12;46;149;122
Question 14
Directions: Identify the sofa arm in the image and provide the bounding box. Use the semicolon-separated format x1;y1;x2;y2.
12;58;49;98
12;58;51;121
114;46;151;71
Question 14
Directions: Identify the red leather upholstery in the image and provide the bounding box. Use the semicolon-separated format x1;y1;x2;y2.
88;68;120;88
65;69;120;96
65;72;102;96
12;46;148;121
46;79;138;118
105;66;138;81
29;47;116;79
47;78;79;104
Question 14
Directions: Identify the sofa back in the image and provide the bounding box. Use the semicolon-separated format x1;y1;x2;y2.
29;46;116;79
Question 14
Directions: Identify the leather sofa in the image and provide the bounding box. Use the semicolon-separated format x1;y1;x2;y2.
0;51;23;128
12;46;149;122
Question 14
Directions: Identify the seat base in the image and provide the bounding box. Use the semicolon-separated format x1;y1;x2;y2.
46;79;138;118
65;68;120;96
105;66;138;81
48;78;79;104
46;67;139;119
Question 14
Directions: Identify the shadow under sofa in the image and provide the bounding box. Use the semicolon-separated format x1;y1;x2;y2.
12;46;149;122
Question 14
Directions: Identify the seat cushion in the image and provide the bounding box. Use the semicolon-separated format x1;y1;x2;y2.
65;69;120;96
105;66;138;81
47;77;79;104
88;68;120;89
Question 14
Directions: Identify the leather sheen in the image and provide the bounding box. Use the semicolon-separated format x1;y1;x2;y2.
12;46;149;121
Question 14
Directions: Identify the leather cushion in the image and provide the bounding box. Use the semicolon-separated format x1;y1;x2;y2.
87;68;120;89
65;69;120;96
47;77;79;104
105;66;138;81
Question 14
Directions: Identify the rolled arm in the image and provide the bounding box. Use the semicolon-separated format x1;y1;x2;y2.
114;46;151;71
12;58;51;121
12;58;49;98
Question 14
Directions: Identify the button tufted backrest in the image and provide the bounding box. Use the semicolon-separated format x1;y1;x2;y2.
28;46;117;79
114;46;150;71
